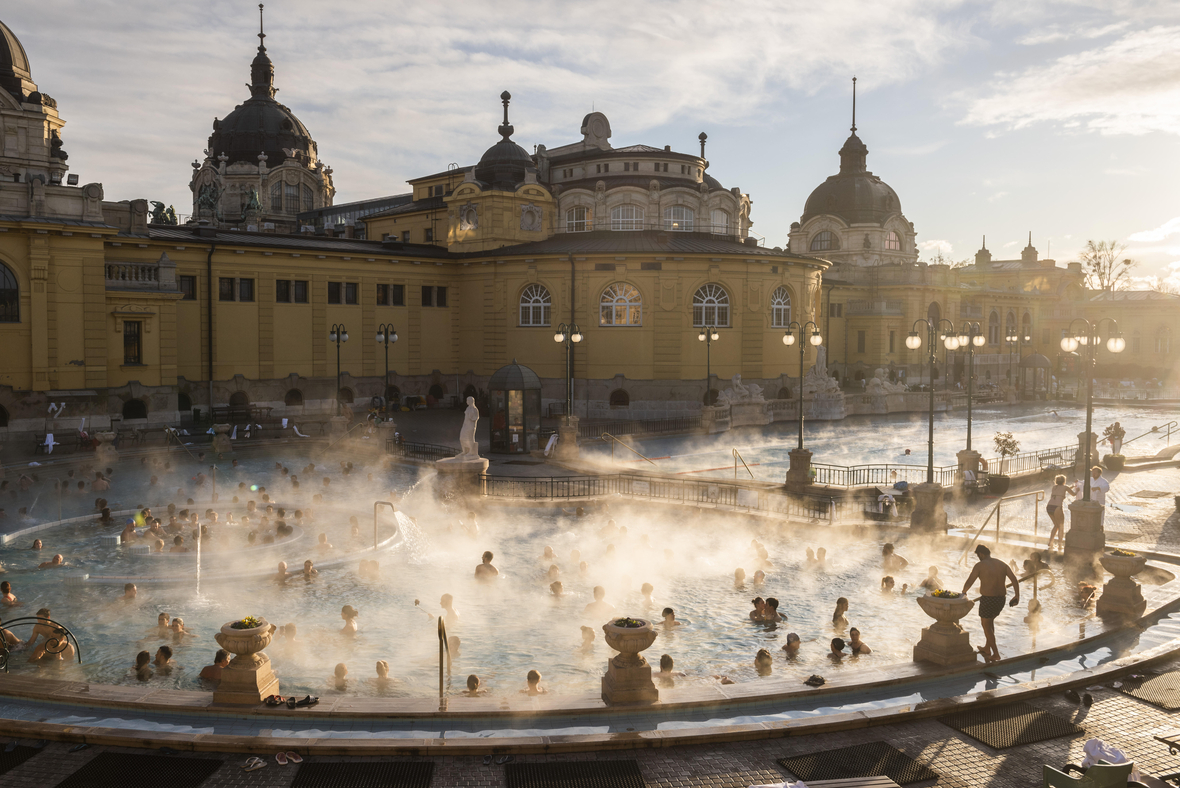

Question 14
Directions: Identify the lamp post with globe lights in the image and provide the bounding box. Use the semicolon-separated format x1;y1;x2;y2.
906;317;957;532
782;321;823;451
906;317;958;483
1060;318;1124;570
954;322;987;452
376;324;397;413
1005;327;1031;402
698;326;720;406
328;323;348;416
553;322;583;427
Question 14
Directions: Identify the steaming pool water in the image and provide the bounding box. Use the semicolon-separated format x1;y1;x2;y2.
0;450;1101;699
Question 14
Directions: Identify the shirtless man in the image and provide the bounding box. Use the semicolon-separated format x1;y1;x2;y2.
582;586;616;619
474;551;499;581
962;544;1020;664
38;554;64;570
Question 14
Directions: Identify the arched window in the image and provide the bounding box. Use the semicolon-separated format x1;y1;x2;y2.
428;383;445;401
663;205;694;231
519;284;551;326
810;231;839;252
565;206;588;233
338;387;355;404
229;391;250;407
1022;312;1032;341
988;311;1000;345
0;263;17;322
270;182;282;212
0;404;7;427
1005;311;1016;341
1157;328;1172;355
710;209;730;234
462;384;478;402
927;301;940;323
284;389;303;406
770;287;791;328
885;231;901;251
122;399;147;420
777;387;791;400
600;283;642;326
385;385;401;402
610;205;644;231
302;184;314;212
177;392;192;412
609;389;630;409
284;183;298;213
693;284;730;327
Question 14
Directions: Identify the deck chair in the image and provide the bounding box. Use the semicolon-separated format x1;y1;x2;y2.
1044;761;1134;787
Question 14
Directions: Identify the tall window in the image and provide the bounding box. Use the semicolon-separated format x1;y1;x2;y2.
810;231;838;251
519;284;551;326
276;279;290;302
238;278;254;302
770;286;791;328
270;182;282;212
1158;329;1172;355
710;209;730;234
988;310;1000;345
663;205;694;231
0;263;18;322
889;331;895;353
857;330;866;353
327;282;342;304
302;184;314;212
610;205;644;231
885;231;901;251
693;284;730;327
600;283;642;326
179;275;196;301
123;321;142;365
218;277;235;301
344;283;358;305
566;206;588;232
284;183;298;213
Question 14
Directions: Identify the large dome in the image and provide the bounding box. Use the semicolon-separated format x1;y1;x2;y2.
206;31;317;168
800;131;902;226
0;20;36;100
474;91;534;190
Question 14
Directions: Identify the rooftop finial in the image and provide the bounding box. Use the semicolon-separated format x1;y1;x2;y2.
699;131;707;159
1028;230;1032;246
258;3;266;50
851;76;857;133
498;91;514;141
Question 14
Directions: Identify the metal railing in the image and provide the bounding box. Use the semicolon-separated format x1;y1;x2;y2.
599;433;657;465
984;443;1075;476
846;299;904;316
959;489;1046;564
481;473;843;523
579;415;702;440
733;448;754;479
386;439;460;462
811;462;958;488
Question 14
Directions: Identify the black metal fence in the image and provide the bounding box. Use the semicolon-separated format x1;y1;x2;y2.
387;439;460;462
578;416;703;440
481;473;843;523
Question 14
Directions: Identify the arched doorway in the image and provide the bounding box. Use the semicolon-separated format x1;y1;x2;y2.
228;391;249;407
284;389;303;407
609;389;630;409
122;399;147;420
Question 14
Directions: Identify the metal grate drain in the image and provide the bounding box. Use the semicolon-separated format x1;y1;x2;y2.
506;760;645;788
0;745;40;778
1119;671;1180;710
938;700;1083;749
54;753;223;788
291;761;434;788
777;740;937;785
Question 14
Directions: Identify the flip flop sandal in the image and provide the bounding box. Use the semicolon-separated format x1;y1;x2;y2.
1064;689;1081;703
496;755;514;765
69;743;90;753
286;752;303;764
286;697;298;709
264;695;284;707
483;755;492;766
242;757;266;772
296;695;319;707
1083;693;1093;706
276;752;288;765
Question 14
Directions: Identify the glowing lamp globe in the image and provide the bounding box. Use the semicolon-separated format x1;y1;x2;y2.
809;332;823;346
782;333;796;346
1060;336;1079;352
905;333;922;350
972;334;986;348
554;331;565;343
1107;336;1125;353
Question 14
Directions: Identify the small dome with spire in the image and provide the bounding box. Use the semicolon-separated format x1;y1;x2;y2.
0;19;36;100
474;91;534;190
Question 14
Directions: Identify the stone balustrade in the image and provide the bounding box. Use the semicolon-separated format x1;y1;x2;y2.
105;254;178;291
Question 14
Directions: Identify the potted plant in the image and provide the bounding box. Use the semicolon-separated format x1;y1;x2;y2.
601;617;657;668
916;590;975;630
989;431;1020;495
1102;422;1126;470
213;615;276;664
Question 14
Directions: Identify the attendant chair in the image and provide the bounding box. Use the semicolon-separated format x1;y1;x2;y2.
1043;761;1134;788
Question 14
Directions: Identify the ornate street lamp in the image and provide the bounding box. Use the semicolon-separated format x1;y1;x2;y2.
1060;319;1124;501
1006;327;1032;399
553;322;583;426
907;317;957;483
952;322;987;451
698;326;720;405
328;323;348;415
782;321;822;450
376;324;397;414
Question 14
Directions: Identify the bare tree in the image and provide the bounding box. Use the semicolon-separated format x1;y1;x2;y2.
1148;276;1180;296
1078;240;1136;291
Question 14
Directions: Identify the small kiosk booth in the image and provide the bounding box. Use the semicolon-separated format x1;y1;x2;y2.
489;360;543;454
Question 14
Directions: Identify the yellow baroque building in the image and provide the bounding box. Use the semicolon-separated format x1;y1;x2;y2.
0;16;1175;442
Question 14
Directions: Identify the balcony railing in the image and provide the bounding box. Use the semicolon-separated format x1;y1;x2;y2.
846;299;904;316
105;259;178;292
554;222;761;245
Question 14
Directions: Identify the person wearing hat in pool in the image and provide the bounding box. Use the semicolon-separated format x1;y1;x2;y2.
962;544;1020;664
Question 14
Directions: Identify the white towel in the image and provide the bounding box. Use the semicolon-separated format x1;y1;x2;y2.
293;425;309;438
206;427;215;435
230;426;237;440
1081;738;1138;780
43;433;56;454
282;418;288;428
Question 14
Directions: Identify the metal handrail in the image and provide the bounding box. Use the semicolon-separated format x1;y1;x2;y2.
320;420;370;455
599;433;656;465
959;489;1046;565
733;448;754;479
0;616;82;671
437;616;450;710
373;501;396;550
1122;421;1177;450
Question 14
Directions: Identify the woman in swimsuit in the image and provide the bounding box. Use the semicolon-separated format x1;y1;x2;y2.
1045;475;1074;554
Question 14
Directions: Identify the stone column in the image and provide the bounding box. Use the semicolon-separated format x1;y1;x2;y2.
956;449;980;477
1064;499;1105;577
913;594;977;666
552;415;580;460
1095;551;1147;620
601;619;659;705
786;448;813;486
909;482;947;533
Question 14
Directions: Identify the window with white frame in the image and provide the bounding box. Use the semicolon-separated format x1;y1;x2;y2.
770;286;791;328
693;284;730;327
566;206;588;232
710;209;730;234
663;205;694;231
611;205;644;231
600;283;642;326
885;231;902;251
519;284;551;327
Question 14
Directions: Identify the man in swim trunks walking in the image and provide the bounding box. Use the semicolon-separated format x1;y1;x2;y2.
962;544;1019;664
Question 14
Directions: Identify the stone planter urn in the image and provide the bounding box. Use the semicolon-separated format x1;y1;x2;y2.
601;617;659;705
1096;550;1147;619
1104;454;1126;472
212;617;279;705
94;431;118;466
913;593;978;666
210;423;232;455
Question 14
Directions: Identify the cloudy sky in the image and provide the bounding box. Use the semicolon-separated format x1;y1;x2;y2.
6;0;1179;286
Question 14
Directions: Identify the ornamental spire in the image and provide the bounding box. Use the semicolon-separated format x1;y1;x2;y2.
498;91;514;141
851;76;857;133
249;3;276;99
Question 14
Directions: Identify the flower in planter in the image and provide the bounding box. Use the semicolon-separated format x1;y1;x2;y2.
992;431;1020;476
612;617;646;628
230;616;263;630
1110;549;1137;557
931;590;962;599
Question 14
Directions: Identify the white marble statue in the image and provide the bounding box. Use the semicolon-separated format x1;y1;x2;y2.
459;396;480;459
717;373;765;405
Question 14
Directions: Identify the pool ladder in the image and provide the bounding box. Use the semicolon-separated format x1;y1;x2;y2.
958;488;1046;565
598;433;656;465
733;448;754;479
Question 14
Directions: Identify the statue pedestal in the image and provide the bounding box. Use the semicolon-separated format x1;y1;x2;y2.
729;401;770;427
210;423;232;455
552;417;580;460
601;620;659;706
786;448;813;487
913;596;977;666
956;449;981;476
1065;500;1106;578
435;456;489;500
1096;552;1147;620
700;405;730;434
909;482;947;533
213;621;279;706
94;431;118;467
